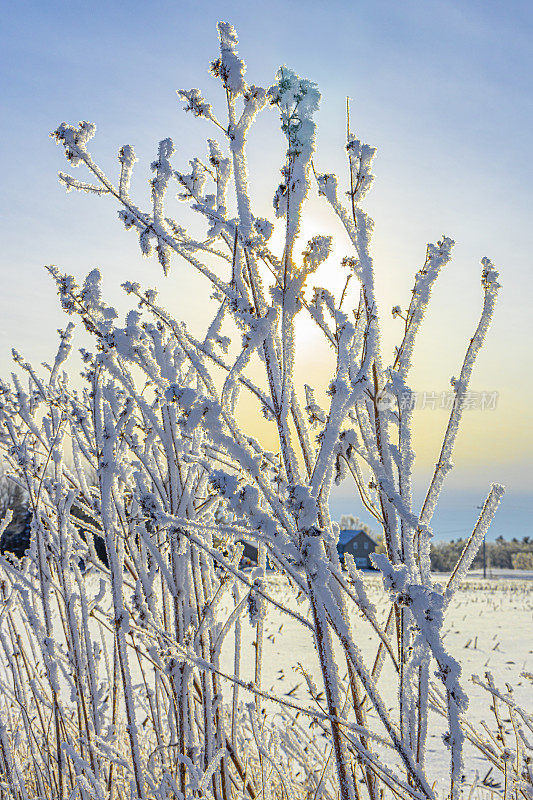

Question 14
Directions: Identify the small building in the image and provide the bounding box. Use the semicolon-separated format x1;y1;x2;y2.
237;539;273;570
238;539;259;568
337;529;377;569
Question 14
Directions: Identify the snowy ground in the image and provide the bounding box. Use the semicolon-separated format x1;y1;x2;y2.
3;567;529;795
219;571;533;792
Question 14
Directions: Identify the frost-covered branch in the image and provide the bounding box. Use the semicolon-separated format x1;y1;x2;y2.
0;20;507;800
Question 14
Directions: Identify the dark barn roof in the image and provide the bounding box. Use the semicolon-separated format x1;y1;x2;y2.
338;529;377;547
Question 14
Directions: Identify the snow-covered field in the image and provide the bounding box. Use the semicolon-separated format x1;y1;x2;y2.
219;572;533;791
2;565;529;796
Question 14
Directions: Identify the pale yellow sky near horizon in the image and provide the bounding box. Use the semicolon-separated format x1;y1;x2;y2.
1;192;529;498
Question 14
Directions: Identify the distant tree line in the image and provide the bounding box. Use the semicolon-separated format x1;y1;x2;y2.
430;536;533;571
339;512;533;571
0;473;108;566
2;480;532;571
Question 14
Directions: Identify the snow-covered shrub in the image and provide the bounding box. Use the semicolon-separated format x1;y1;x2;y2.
0;20;513;800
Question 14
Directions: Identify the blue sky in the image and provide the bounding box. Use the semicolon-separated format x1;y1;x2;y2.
1;0;531;538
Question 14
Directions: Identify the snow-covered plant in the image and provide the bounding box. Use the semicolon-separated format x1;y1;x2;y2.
0;20;508;800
